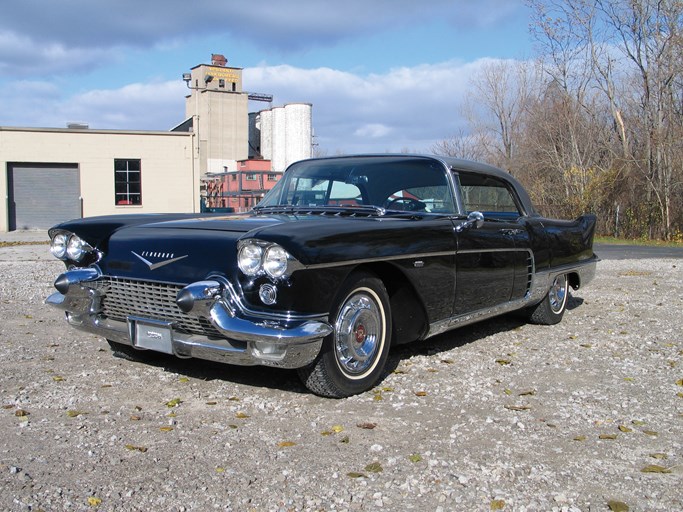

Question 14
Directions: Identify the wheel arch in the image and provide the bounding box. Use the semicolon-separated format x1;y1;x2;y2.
568;271;581;290
353;262;429;346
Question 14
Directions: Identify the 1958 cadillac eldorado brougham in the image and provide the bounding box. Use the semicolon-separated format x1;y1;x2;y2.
47;155;597;397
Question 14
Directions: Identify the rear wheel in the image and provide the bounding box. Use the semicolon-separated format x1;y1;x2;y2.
298;272;391;398
528;273;568;325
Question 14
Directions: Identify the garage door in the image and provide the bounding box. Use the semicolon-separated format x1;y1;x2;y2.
7;163;81;230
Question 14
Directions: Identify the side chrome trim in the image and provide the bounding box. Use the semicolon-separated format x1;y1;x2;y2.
426;295;531;339
456;248;533;255
299;247;532;272
301;250;456;271
425;256;598;339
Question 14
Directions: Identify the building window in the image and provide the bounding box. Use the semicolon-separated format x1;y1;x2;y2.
114;159;142;205
246;173;257;181
268;174;278;181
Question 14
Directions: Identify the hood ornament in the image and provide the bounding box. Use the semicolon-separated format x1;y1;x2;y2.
132;251;188;270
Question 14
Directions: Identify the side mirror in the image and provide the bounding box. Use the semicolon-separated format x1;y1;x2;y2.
455;211;484;233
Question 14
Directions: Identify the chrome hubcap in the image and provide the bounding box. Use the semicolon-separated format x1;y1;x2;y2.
548;275;567;314
334;290;383;376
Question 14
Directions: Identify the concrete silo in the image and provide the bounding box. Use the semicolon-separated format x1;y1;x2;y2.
271;106;287;172
259;108;273;161
255;103;312;172
284;103;312;167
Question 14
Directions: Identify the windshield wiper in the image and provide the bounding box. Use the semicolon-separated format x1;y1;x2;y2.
252;205;386;217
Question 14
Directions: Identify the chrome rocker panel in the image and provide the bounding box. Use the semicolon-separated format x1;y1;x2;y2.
46;268;332;369
426;256;598;339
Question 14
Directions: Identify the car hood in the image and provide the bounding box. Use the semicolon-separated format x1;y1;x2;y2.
92;212;369;282
94;213;290;282
139;213;286;233
61;211;439;283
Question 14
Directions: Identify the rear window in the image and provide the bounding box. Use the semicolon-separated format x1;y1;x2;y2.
457;172;521;217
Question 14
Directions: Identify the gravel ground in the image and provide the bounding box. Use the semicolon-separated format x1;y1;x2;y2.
0;241;681;511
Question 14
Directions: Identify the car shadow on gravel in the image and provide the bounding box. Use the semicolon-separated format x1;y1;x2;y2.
122;352;311;395
112;295;585;396
387;295;584;368
388;314;527;366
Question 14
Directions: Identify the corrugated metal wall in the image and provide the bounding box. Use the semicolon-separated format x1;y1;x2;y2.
7;163;81;230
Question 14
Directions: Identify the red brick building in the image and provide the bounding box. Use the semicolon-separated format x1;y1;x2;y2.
203;159;281;212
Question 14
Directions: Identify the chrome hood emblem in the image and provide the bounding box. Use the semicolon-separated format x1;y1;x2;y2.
131;251;189;270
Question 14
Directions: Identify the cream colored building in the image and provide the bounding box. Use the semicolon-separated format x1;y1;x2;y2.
0;54;312;232
0;127;197;231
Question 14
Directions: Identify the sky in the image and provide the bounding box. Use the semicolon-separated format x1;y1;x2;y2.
0;0;534;155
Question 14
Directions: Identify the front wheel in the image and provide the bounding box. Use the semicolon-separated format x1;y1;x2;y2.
298;272;392;398
528;273;568;325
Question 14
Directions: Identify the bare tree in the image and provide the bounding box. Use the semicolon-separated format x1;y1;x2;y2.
460;59;542;171
430;129;489;161
595;0;683;238
527;0;683;239
432;1;682;238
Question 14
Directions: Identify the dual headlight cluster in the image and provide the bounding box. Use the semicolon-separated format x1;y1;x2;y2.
237;240;295;279
50;232;94;262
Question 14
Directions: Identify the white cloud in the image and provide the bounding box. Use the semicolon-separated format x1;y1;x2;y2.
245;60;487;153
0;79;186;130
0;1;527;75
62;81;187;129
1;1;523;48
0;1;531;154
0;58;504;154
354;124;392;138
0;30;117;76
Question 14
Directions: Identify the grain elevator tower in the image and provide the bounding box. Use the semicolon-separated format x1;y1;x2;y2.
183;54;248;175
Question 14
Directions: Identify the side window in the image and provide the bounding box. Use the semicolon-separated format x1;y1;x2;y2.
458;173;520;217
114;159;141;205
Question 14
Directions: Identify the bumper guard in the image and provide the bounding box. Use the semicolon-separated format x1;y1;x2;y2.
46;269;331;369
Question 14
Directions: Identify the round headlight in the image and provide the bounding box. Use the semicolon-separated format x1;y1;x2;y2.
66;235;87;261
238;243;263;276
50;233;69;259
263;245;289;278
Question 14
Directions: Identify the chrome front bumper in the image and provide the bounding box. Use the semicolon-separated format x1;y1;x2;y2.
46;268;332;369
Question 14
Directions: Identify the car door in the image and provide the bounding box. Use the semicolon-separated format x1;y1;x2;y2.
452;172;531;316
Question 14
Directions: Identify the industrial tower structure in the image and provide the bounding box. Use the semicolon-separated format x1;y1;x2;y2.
183;55;250;175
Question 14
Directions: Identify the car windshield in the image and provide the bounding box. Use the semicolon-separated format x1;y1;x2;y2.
256;156;457;214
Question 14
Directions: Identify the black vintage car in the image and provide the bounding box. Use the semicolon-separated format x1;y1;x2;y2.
47;155;597;397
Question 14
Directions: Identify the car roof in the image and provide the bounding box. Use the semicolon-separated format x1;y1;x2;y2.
294;154;537;216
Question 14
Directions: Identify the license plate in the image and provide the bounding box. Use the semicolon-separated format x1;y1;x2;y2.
131;318;174;354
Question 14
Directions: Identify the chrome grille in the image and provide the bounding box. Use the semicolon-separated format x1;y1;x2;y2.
100;277;221;337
